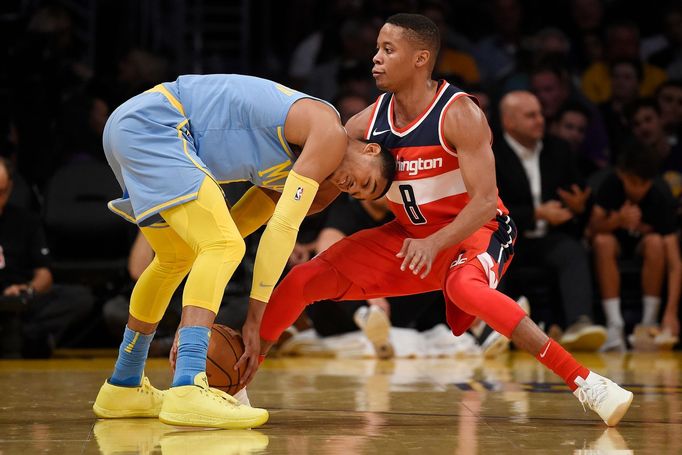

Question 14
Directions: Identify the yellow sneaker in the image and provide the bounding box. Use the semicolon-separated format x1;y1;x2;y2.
159;372;269;429
93;419;171;454
160;429;269;455
93;376;165;418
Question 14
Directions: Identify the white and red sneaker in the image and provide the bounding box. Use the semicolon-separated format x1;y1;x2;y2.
574;372;633;426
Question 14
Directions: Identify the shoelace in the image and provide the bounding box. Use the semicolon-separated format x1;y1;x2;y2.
196;383;242;407
575;377;609;413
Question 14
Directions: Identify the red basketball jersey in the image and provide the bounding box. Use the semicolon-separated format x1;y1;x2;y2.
364;81;508;233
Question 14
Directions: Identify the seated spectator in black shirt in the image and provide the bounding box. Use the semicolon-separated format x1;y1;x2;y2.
494;91;607;351
0;157;93;357
656;80;682;137
628;99;682;207
590;142;682;351
551;102;596;176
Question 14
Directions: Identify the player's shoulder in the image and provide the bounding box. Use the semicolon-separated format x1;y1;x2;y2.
345;103;377;140
441;94;488;144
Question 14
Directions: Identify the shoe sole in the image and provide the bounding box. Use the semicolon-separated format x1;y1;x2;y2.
158;410;269;429
561;330;607;352
363;310;394;360
93;403;161;418
605;391;633;426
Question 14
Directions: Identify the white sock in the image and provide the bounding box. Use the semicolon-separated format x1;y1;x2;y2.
642;295;661;326
602;298;624;327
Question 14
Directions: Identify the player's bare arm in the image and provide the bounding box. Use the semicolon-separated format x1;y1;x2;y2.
398;96;498;278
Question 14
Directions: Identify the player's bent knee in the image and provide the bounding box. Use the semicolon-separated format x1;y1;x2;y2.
198;235;246;263
642;233;664;255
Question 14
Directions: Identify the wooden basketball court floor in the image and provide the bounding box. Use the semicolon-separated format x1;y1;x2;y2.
0;351;680;454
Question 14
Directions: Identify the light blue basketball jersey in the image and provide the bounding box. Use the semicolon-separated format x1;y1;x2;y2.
164;74;325;191
103;74;336;225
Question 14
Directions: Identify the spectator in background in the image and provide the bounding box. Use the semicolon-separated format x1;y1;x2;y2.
628;99;682;199
474;0;524;90
550;102;594;175
567;0;606;71
305;17;378;102
599;59;643;159
0;157;93;358
494;91;606;351
286;0;366;90
590;142;681;351
422;1;480;86
656;79;682;136
581;20;667;105
531;60;610;171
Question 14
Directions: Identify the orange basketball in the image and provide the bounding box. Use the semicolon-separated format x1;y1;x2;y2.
206;324;246;396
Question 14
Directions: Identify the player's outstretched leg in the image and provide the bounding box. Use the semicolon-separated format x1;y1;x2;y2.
445;263;633;426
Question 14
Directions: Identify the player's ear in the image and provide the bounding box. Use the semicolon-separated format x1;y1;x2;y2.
415;50;431;68
363;142;382;156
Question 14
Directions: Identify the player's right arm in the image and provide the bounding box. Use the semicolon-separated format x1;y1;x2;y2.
237;100;347;384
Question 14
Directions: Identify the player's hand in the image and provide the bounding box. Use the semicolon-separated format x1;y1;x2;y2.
397;237;439;279
557;184;591;214
3;284;28;296
536;200;573;225
236;298;266;386
618;201;642;231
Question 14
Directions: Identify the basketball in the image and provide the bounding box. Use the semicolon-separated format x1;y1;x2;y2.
206;324;246;396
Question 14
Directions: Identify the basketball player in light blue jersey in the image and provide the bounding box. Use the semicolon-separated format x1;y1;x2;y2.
92;74;395;429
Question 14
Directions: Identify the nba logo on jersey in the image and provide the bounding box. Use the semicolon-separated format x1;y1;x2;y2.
294;187;303;201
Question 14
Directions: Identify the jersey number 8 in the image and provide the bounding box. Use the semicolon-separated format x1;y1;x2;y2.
398;184;426;224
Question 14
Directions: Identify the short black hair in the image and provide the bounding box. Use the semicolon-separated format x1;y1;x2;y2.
371;142;396;199
617;141;659;181
385;13;440;56
656;79;682;97
625;98;660;125
556;101;591;122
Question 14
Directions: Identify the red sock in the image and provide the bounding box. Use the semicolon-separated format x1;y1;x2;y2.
536;339;590;390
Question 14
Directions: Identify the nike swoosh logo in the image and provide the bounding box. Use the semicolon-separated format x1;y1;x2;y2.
259;282;274;287
372;128;390;136
539;343;550;358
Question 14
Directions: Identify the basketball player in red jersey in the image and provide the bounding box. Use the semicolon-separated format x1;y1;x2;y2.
243;14;633;426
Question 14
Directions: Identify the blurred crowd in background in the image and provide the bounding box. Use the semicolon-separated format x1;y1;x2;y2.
1;0;682;359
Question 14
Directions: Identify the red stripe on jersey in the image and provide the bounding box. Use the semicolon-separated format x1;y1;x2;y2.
393;145;460;181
